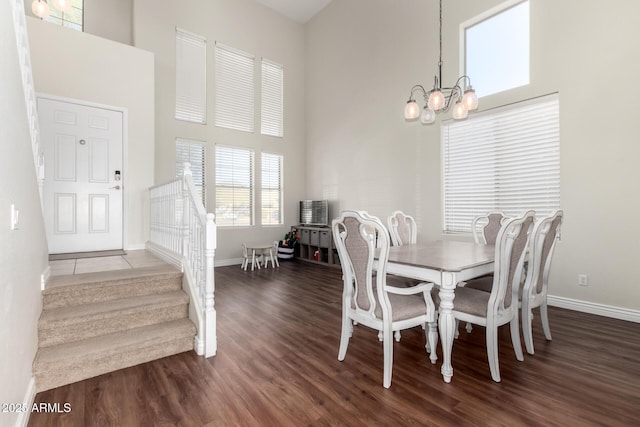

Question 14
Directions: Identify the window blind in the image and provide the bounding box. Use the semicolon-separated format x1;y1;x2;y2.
175;28;207;124
442;94;560;234
175;138;206;206
215;42;255;132
261;153;283;225
261;59;284;137
215;145;254;227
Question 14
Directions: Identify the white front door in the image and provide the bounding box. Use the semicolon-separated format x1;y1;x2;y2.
39;97;124;254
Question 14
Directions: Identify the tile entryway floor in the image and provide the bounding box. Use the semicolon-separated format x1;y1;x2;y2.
49;250;170;276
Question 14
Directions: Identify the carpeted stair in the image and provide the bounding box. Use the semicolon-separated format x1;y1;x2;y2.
33;265;196;392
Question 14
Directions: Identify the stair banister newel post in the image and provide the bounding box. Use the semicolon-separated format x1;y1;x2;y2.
205;213;217;357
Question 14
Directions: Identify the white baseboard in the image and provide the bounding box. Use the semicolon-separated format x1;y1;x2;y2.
40;265;50;291
145;242;182;270
125;243;146;251
215;258;244;267
144;245;243;269
548;295;640;323
15;377;36;427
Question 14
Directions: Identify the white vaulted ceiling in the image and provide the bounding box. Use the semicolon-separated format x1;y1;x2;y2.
254;0;332;23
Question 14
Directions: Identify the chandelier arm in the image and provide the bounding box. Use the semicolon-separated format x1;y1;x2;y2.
409;85;428;101
441;85;463;112
411;85;428;96
454;75;472;90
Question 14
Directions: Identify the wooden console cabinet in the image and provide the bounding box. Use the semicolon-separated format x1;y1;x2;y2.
294;225;339;267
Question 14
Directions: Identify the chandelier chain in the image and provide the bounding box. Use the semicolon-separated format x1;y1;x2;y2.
438;0;443;68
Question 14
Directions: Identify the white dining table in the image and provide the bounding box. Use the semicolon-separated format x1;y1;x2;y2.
376;240;495;383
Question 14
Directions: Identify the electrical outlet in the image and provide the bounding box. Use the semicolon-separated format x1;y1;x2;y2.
578;274;588;286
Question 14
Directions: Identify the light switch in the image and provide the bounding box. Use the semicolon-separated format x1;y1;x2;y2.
11;204;19;230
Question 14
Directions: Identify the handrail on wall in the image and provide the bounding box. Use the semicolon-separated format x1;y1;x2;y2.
11;0;45;209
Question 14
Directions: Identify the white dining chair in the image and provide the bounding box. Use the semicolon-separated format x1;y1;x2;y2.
446;210;535;382
333;210;438;388
387;210;417;246
462;211;510;333
385;210;422;341
521;210;563;354
472;211;509;245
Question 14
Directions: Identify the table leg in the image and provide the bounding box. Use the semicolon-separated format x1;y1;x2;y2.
438;272;457;383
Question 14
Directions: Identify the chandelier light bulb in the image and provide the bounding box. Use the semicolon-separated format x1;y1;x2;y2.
32;0;50;19
420;107;436;125
462;87;479;111
404;100;420;120
52;0;72;12
427;89;445;111
452;101;468;120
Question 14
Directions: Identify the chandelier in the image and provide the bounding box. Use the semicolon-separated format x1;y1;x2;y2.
404;0;478;124
31;0;72;19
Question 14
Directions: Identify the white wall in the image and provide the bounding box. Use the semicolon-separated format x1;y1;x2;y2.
84;0;133;45
26;17;155;249
305;0;437;222
306;0;640;313
0;2;49;425
132;0;307;262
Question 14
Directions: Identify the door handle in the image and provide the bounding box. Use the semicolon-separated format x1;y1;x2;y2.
109;185;121;190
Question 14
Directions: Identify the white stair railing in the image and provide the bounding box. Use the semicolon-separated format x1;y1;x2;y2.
148;163;217;357
11;0;45;208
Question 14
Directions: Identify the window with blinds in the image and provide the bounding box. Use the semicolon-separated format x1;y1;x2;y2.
442;94;560;234
261;153;283;225
175;28;207;124
215;42;255;132
261;59;284;137
175;139;206;206
215;145;254;227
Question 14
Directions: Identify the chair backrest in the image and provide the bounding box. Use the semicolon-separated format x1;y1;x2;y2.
472;212;508;245
488;210;535;313
387;211;417;246
333;211;391;320
523;210;563;297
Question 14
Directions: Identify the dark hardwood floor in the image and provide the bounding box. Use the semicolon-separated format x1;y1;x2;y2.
29;262;640;426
